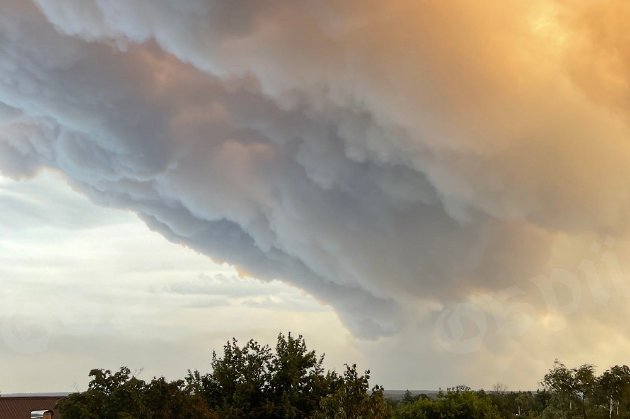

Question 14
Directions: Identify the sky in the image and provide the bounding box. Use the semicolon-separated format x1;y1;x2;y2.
1;0;630;392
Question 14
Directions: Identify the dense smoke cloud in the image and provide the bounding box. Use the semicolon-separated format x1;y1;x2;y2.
1;0;629;342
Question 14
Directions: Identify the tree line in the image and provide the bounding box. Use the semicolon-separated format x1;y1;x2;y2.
57;333;387;418
56;333;630;418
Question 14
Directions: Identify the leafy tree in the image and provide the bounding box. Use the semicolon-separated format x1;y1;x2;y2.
191;338;274;418
65;337;630;419
394;386;501;419
488;390;540;418
186;333;388;418
401;390;417;404
268;332;328;417
57;367;217;419
315;363;391;419
542;360;597;418
597;365;630;418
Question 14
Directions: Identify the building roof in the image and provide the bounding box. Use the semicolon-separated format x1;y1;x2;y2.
0;396;62;419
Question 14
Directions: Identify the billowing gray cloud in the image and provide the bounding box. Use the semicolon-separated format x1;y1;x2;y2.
1;0;630;344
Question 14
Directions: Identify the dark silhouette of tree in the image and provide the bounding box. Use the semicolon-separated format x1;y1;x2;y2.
185;333;388;418
542;360;597;418
597;365;630;418
57;367;217;419
315;363;391;418
58;337;630;419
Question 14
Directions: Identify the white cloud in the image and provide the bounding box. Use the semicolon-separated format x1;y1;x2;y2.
0;172;355;393
2;0;630;391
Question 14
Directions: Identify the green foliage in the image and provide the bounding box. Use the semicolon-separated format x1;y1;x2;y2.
401;390;416;404
56;367;217;419
596;365;630;417
314;364;391;419
269;332;328;416
186;333;387;418
541;360;599;418
201;338;274;417
394;386;502;419
57;335;630;419
391;360;630;419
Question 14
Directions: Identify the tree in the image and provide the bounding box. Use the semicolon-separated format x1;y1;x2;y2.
193;338;274;418
56;368;217;419
394;386;501;419
268;332;328;417
401;390;416;404
573;364;597;419
542;360;578;417
542;360;610;419
492;383;508;394
185;333;388;418
598;365;630;418
314;363;391;419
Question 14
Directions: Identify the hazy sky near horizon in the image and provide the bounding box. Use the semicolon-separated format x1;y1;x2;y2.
2;0;630;392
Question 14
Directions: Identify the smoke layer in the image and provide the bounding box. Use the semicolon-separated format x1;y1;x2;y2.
1;0;630;339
